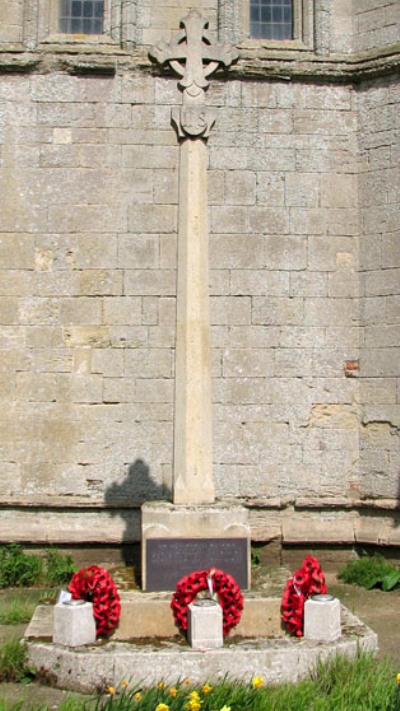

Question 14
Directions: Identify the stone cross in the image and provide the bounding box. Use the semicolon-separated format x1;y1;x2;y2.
149;13;238;505
150;11;238;138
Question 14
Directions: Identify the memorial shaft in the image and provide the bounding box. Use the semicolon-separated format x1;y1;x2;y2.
149;11;238;505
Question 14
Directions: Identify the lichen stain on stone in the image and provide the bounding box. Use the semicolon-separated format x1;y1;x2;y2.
307;404;359;429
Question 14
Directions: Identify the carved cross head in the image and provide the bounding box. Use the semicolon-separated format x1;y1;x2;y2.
149;10;239;99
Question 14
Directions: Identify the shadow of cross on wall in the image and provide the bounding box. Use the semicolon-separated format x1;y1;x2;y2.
104;458;172;567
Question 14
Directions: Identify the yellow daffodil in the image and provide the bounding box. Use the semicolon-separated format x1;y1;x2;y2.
106;685;116;695
189;691;201;701
169;687;178;696
202;682;212;694
158;681;165;690
183;677;191;685
155;704;169;711
397;673;400;685
121;680;129;688
220;706;231;711
252;675;264;689
134;692;142;701
186;701;202;711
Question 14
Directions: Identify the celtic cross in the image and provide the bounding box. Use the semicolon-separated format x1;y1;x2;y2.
149;10;239;138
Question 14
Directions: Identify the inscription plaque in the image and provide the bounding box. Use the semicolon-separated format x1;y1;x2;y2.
145;537;249;591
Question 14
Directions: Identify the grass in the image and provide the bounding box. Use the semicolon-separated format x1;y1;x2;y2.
0;588;54;627
339;554;400;591
0;651;397;711
0;639;33;683
84;654;400;710
0;545;75;590
0;601;37;626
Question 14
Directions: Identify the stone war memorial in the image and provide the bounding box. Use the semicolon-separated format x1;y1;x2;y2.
0;0;399;689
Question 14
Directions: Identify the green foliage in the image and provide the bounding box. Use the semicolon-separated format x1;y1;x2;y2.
0;545;75;589
0;600;37;625
0;652;398;710
0;545;42;589
338;554;400;591
44;548;75;586
0;700;24;711
250;549;261;566
84;652;398;711
0;639;33;683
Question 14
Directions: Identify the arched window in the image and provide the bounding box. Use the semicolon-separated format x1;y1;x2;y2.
250;0;293;40
59;0;104;35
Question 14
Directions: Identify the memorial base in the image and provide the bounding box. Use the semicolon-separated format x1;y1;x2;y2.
141;501;250;592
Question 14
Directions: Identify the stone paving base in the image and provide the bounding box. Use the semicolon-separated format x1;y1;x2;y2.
26;607;378;693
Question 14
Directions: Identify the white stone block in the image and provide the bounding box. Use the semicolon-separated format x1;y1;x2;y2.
53;601;96;647
188;599;223;649
304;595;341;642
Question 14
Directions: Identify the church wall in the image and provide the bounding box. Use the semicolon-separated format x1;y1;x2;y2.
0;66;362;542
358;76;400;510
0;0;23;44
0;0;399;546
208;80;360;506
354;0;400;52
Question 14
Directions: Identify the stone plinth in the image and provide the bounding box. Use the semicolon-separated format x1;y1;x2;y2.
26;592;282;641
53;601;96;647
188;599;223;649
26;606;378;693
141;501;250;591
304;595;341;642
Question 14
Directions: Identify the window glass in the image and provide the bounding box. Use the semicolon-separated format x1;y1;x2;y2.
59;0;104;34
250;0;293;40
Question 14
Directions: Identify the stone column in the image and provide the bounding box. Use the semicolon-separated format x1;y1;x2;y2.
173;137;213;504
142;14;250;593
149;10;239;505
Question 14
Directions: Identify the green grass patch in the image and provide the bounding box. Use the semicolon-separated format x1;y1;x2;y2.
0;639;33;683
0;545;75;589
0;651;398;710
86;652;399;711
0;600;37;626
339;554;400;591
0;546;42;589
44;548;75;586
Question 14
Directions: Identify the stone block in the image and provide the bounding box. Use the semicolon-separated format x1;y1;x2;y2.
210;234;265;269
210;296;251;325
124;269;176;296
53;601;96;647
285;173;320;207
141;502;250;592
265;235;307;270
188;600;223;649
222;348;274;377
304;596;341;642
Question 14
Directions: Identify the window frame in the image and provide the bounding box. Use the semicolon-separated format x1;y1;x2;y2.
218;0;314;51
24;0;137;49
57;0;105;37
249;0;295;43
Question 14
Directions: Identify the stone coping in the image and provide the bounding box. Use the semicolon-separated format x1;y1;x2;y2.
0;45;400;81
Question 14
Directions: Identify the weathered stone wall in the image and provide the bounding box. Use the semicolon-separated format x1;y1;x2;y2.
354;0;400;52
0;1;23;44
358;76;400;508
0;72;178;506
0;0;399;545
208;81;360;503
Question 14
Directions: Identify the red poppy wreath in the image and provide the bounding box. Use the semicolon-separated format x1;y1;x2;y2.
281;555;327;637
171;567;243;636
68;565;121;638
